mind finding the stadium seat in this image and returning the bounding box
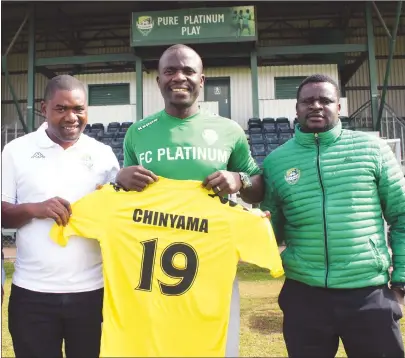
[279,132,292,144]
[111,138,124,149]
[112,147,123,158]
[116,131,126,139]
[276,117,291,133]
[119,126,129,134]
[267,143,279,152]
[103,131,115,140]
[248,117,261,127]
[101,132,115,145]
[248,118,262,134]
[262,118,276,133]
[264,133,278,144]
[86,131,99,140]
[91,123,105,138]
[118,159,124,168]
[254,155,266,167]
[84,124,92,134]
[250,133,264,144]
[251,143,266,156]
[91,123,104,131]
[249,125,262,134]
[121,122,132,129]
[102,137,113,146]
[107,122,121,133]
[118,153,124,161]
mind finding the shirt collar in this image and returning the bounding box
[36,122,87,150]
[294,120,342,147]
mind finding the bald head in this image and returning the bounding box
[158,44,203,73]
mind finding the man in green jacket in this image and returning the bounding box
[261,74,405,357]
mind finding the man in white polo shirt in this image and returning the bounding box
[1,75,119,358]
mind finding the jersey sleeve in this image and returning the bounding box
[227,124,261,176]
[231,208,284,278]
[49,190,106,247]
[123,125,139,167]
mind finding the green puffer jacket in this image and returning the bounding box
[261,121,405,289]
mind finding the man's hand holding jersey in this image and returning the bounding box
[115,166,159,192]
[202,170,243,197]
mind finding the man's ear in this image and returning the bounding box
[41,100,47,116]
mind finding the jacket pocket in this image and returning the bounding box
[368,237,390,273]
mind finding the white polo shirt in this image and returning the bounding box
[1,124,120,293]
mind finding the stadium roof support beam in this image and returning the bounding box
[27,4,36,133]
[250,49,259,119]
[135,55,143,121]
[36,53,137,66]
[341,52,368,86]
[372,1,393,39]
[365,2,379,131]
[257,44,367,57]
[2,9,32,133]
[377,0,403,131]
[3,10,30,57]
[1,57,29,134]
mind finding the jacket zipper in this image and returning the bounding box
[315,133,329,287]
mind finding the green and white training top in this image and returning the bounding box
[123,110,260,181]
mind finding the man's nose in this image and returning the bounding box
[172,70,187,81]
[309,100,322,110]
[65,110,79,121]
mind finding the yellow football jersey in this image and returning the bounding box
[50,177,283,357]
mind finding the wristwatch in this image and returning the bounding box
[239,172,252,190]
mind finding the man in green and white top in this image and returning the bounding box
[116,44,264,357]
[123,109,259,182]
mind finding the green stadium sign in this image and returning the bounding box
[131,6,257,47]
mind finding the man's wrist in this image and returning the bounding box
[238,172,252,191]
[24,203,38,220]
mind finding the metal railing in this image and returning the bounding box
[350,100,405,167]
[1,109,46,149]
[350,99,374,130]
[380,106,405,167]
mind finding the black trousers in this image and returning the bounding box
[8,284,103,358]
[278,278,404,358]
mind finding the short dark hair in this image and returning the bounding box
[44,75,87,101]
[296,74,340,101]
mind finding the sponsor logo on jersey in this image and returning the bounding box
[137,118,159,131]
[201,129,219,146]
[138,146,230,165]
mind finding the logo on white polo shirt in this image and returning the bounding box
[31,152,45,159]
[81,153,94,169]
